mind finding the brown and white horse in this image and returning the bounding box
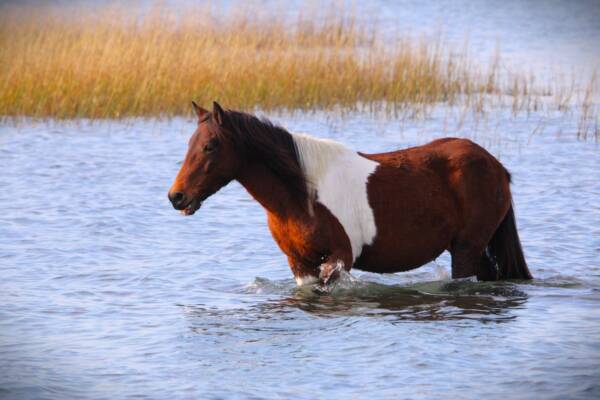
[168,102,532,286]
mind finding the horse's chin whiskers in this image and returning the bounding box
[179,199,202,216]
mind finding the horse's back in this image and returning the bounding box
[367,137,509,196]
[367,137,495,167]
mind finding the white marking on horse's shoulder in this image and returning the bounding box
[295,275,318,286]
[292,133,379,262]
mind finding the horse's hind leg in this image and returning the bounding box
[477,250,500,281]
[450,242,498,281]
[450,243,479,279]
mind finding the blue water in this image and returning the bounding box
[161,0,600,76]
[2,1,600,399]
[1,109,599,399]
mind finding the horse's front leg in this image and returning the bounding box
[318,250,353,286]
[287,246,352,288]
[318,259,345,285]
[288,256,319,286]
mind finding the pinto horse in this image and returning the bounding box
[168,102,532,286]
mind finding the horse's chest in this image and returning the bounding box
[267,215,324,266]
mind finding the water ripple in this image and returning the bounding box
[1,110,600,399]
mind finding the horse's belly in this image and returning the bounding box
[355,228,451,273]
[357,168,458,273]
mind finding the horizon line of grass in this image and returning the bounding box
[0,2,597,139]
[0,3,504,118]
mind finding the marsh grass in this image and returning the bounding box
[0,2,597,139]
[0,3,509,117]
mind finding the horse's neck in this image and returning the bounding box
[236,161,306,220]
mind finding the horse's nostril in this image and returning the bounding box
[168,191,186,208]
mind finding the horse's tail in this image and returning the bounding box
[488,203,533,280]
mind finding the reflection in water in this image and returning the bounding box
[181,278,529,335]
[283,281,528,322]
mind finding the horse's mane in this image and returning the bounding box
[220,109,308,202]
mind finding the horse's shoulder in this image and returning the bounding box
[266,208,338,267]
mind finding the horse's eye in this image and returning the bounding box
[203,142,218,153]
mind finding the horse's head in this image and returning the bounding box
[168,101,241,215]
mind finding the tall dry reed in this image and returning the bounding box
[0,2,597,140]
[0,3,496,119]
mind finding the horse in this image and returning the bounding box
[168,102,532,286]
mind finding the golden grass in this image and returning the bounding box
[0,2,502,119]
[0,1,597,140]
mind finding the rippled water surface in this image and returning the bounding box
[2,1,600,397]
[1,109,599,399]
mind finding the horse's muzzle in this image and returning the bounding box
[168,191,187,209]
[168,191,202,215]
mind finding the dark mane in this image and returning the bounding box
[219,109,308,202]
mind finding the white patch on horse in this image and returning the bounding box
[295,275,318,286]
[292,133,379,262]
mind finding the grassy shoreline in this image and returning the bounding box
[0,2,597,139]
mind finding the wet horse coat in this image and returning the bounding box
[169,103,532,285]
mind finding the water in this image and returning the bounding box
[2,1,600,399]
[166,0,600,75]
[1,109,599,399]
[361,0,600,77]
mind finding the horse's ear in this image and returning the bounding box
[191,101,209,120]
[213,101,226,125]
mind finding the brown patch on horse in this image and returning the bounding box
[357,138,529,280]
